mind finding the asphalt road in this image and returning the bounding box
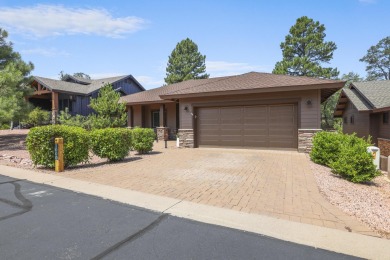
[0,174,358,260]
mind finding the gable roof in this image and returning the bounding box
[335,80,390,116]
[33,75,145,95]
[121,72,344,105]
[353,81,390,110]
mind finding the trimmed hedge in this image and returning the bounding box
[90,128,132,161]
[131,127,155,154]
[310,131,380,183]
[26,125,89,168]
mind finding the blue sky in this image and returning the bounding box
[0,0,388,89]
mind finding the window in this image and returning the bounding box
[383,112,389,124]
[343,117,348,124]
[350,115,354,124]
[151,111,160,128]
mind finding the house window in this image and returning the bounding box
[151,111,160,128]
[383,112,389,124]
[350,115,354,124]
[59,99,73,112]
[343,117,348,124]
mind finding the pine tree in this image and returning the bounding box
[165,38,209,84]
[273,16,339,79]
[360,36,390,80]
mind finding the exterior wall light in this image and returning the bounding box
[306,99,312,106]
[184,106,189,112]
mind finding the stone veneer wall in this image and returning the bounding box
[298,129,322,153]
[156,127,169,141]
[178,129,194,148]
[378,138,390,157]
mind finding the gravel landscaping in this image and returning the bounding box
[308,155,390,239]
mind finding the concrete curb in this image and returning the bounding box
[1,165,389,259]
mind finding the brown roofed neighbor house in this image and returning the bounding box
[334,80,390,161]
[122,72,344,153]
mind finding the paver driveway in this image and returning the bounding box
[59,141,376,236]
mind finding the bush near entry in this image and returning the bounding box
[310,131,345,166]
[26,125,89,168]
[310,131,380,183]
[90,128,132,161]
[131,127,156,154]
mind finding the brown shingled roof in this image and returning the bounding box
[161,72,344,99]
[121,72,344,105]
[120,76,230,104]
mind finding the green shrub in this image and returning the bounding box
[329,134,380,183]
[58,108,92,130]
[0,123,10,130]
[27,107,50,126]
[26,125,89,168]
[90,128,132,161]
[310,131,345,166]
[131,128,155,154]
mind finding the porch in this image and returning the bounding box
[126,101,179,140]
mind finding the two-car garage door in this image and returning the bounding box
[197,104,297,149]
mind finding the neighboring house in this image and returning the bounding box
[28,75,145,121]
[121,72,344,152]
[334,80,390,157]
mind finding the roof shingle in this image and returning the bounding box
[121,72,344,104]
[34,75,142,95]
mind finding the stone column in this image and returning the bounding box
[156,127,169,141]
[298,129,322,153]
[178,129,194,148]
[51,92,59,124]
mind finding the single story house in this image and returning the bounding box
[121,72,344,152]
[334,80,390,158]
[28,74,145,122]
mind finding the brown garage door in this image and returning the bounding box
[197,104,297,148]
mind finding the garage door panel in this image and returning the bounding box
[197,104,297,149]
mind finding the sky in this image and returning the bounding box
[0,0,388,89]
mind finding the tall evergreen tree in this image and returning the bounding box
[273,16,339,79]
[360,36,390,80]
[0,28,34,127]
[165,38,209,85]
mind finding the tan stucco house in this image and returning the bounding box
[334,80,390,157]
[121,72,344,152]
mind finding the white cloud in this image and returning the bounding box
[20,48,70,57]
[136,76,164,89]
[206,61,270,77]
[0,4,147,38]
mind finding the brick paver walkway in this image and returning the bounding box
[60,141,376,236]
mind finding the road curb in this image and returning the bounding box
[1,165,389,259]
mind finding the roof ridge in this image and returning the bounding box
[163,74,240,96]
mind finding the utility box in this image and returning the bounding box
[367,146,380,170]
